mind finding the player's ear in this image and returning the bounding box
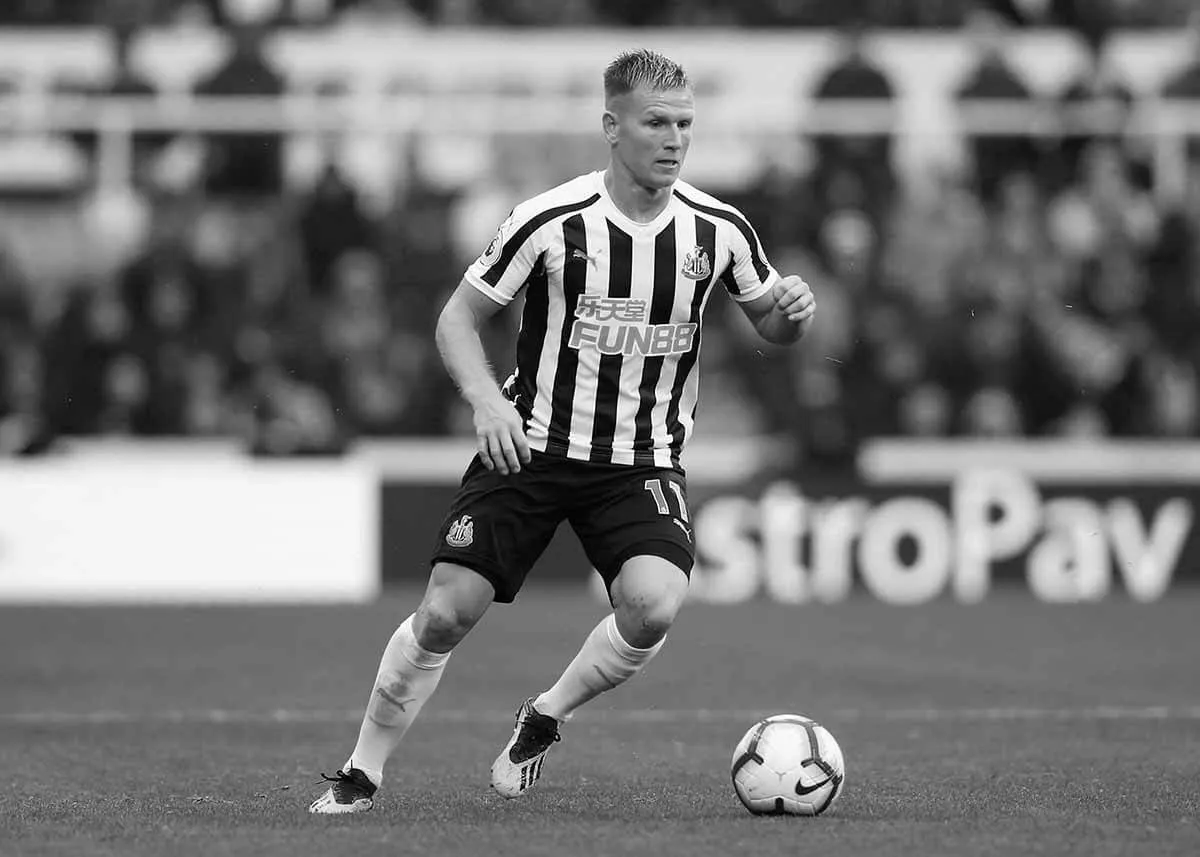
[602,107,619,145]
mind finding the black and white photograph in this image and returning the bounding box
[1,1,1198,855]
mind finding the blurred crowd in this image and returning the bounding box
[0,164,464,456]
[2,4,1200,463]
[0,0,1195,30]
[723,12,1200,468]
[734,138,1200,469]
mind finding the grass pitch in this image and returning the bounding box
[2,586,1198,856]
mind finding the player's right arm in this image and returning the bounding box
[436,279,531,475]
[436,205,544,475]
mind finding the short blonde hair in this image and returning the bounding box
[603,49,691,100]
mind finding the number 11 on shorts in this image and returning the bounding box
[644,478,688,522]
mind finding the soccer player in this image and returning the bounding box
[309,48,815,814]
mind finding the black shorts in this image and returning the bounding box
[430,450,694,603]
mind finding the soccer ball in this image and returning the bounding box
[730,713,845,816]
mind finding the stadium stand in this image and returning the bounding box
[1,0,1198,461]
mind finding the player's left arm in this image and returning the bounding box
[737,275,815,345]
[718,212,814,345]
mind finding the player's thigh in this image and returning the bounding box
[569,467,695,605]
[429,453,565,604]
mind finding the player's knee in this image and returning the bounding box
[616,596,681,646]
[415,598,480,649]
[612,569,687,647]
[413,564,494,650]
[415,591,487,650]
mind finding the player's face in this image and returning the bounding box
[609,86,694,189]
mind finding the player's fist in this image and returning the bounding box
[771,274,815,324]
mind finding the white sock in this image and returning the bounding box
[533,614,664,723]
[345,614,449,787]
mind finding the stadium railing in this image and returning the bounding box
[0,25,1197,197]
[1,94,1198,200]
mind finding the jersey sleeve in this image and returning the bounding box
[463,208,543,305]
[720,211,779,303]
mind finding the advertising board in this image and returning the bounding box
[0,450,377,603]
[682,470,1195,605]
[379,440,1199,604]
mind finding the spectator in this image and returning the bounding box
[1047,140,1159,290]
[0,339,50,454]
[194,22,285,195]
[1144,158,1200,369]
[1161,11,1200,158]
[246,359,344,455]
[298,163,375,296]
[179,351,242,435]
[954,6,1041,204]
[944,302,1033,435]
[129,260,205,434]
[44,285,136,435]
[1051,36,1143,194]
[1140,347,1200,436]
[842,294,937,442]
[883,169,989,321]
[320,249,391,366]
[893,0,964,27]
[330,0,426,29]
[1045,0,1121,41]
[106,27,155,96]
[96,351,157,435]
[0,251,49,454]
[0,0,91,25]
[0,248,33,340]
[808,19,898,212]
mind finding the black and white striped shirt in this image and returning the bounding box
[464,170,778,469]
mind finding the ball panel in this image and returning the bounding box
[779,794,817,816]
[755,723,812,774]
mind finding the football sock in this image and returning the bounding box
[345,614,449,787]
[533,613,664,723]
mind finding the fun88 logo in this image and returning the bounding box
[568,296,697,357]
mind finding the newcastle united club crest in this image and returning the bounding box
[681,245,711,280]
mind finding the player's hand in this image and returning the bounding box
[472,396,531,475]
[772,275,815,324]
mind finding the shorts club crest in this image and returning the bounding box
[445,515,474,548]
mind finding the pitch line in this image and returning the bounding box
[2,706,1199,726]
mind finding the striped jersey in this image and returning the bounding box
[463,170,779,469]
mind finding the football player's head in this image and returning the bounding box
[603,50,694,191]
